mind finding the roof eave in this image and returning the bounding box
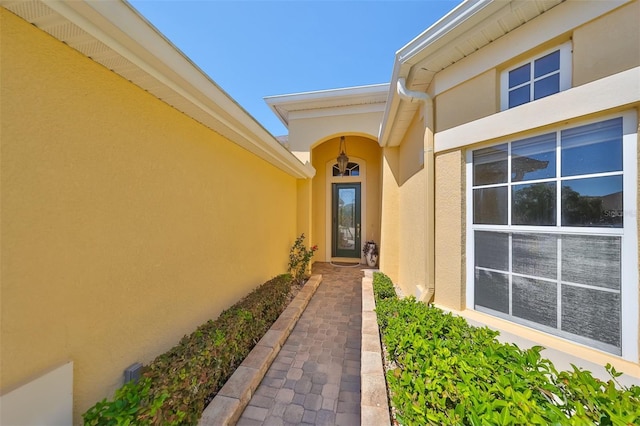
[265,84,390,130]
[378,0,502,147]
[5,0,314,179]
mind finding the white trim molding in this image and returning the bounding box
[437,67,640,153]
[466,110,638,361]
[324,157,367,263]
[499,41,572,111]
[265,84,389,128]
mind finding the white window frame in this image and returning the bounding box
[465,110,638,361]
[500,41,572,111]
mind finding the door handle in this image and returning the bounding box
[356,223,360,239]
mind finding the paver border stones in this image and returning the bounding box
[360,269,391,426]
[199,274,323,426]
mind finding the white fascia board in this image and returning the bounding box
[435,67,640,153]
[264,84,389,127]
[265,84,390,104]
[289,103,386,122]
[433,0,632,97]
[377,61,409,147]
[395,0,500,66]
[44,0,313,179]
[379,0,503,147]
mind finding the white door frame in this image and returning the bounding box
[325,157,366,263]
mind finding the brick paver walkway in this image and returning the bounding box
[237,262,364,426]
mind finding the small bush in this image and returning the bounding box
[372,272,640,425]
[287,234,318,285]
[372,271,396,301]
[84,274,293,425]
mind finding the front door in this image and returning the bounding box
[332,183,361,258]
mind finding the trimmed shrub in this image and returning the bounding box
[372,272,640,425]
[84,274,293,425]
[372,271,396,301]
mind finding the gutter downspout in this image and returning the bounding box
[396,78,435,304]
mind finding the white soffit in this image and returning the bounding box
[380,0,566,147]
[1,0,314,178]
[265,84,389,127]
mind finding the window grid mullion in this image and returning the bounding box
[507,143,513,316]
[557,236,563,332]
[471,113,630,358]
[529,62,535,102]
[556,130,563,331]
[533,70,560,84]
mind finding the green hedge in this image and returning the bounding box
[84,274,293,425]
[372,272,640,425]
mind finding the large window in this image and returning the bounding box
[468,114,637,359]
[500,42,572,110]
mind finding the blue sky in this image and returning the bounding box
[129,0,461,136]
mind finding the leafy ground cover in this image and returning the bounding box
[372,272,640,425]
[84,273,298,425]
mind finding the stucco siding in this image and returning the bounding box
[1,9,298,421]
[573,0,640,87]
[380,113,428,296]
[380,148,401,284]
[435,69,498,132]
[434,149,466,310]
[289,112,383,154]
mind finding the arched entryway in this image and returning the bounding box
[311,135,382,264]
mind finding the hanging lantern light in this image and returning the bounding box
[337,136,349,176]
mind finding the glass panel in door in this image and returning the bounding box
[332,183,361,258]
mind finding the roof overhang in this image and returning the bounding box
[265,84,389,128]
[1,0,315,178]
[379,0,566,147]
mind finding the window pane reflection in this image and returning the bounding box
[561,235,621,289]
[512,182,556,226]
[561,118,623,176]
[534,74,559,100]
[513,276,557,328]
[511,133,556,181]
[474,187,508,224]
[332,162,360,177]
[509,85,530,108]
[562,285,620,347]
[475,231,509,271]
[512,233,557,279]
[473,144,508,186]
[534,50,560,78]
[509,63,530,87]
[475,269,509,314]
[561,176,623,227]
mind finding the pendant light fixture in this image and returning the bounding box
[337,136,349,176]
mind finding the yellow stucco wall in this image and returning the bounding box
[573,0,640,87]
[297,178,313,246]
[1,9,298,421]
[397,114,427,295]
[379,112,429,297]
[310,136,381,262]
[433,149,466,310]
[379,148,400,283]
[435,70,497,133]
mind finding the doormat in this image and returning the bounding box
[330,262,361,267]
